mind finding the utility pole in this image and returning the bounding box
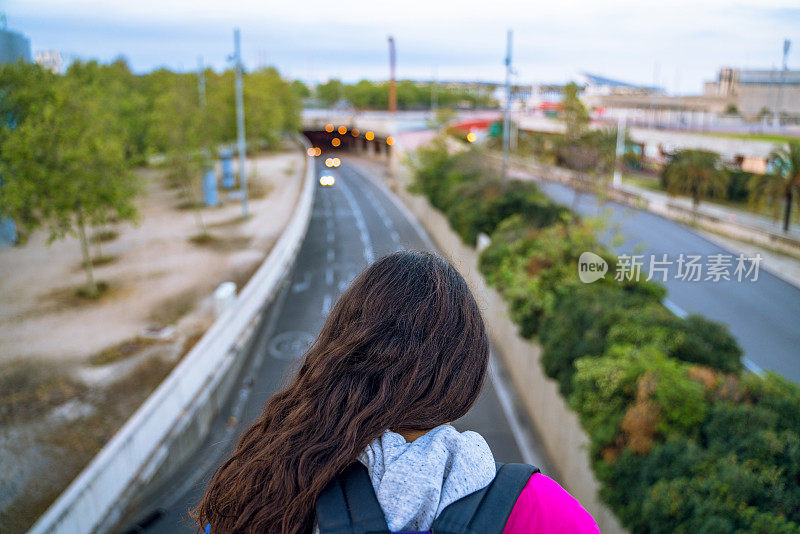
[388,36,397,115]
[233,28,248,218]
[431,67,438,111]
[502,29,512,182]
[612,115,627,188]
[773,39,791,129]
[197,56,206,109]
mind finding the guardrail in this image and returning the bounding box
[30,136,317,534]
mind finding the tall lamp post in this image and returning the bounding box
[773,39,791,129]
[612,115,627,188]
[232,28,248,218]
[502,29,513,182]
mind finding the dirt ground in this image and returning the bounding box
[0,147,304,532]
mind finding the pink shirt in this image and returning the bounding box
[502,474,601,533]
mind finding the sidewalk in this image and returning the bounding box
[507,157,800,291]
[619,180,800,243]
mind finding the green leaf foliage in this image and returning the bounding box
[408,140,800,533]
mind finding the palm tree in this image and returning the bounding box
[749,142,800,233]
[661,149,728,212]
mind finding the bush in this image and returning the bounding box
[408,140,800,533]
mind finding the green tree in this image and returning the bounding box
[749,141,800,232]
[316,79,345,106]
[291,79,311,99]
[661,149,728,211]
[0,62,57,149]
[148,78,209,234]
[0,79,139,297]
[561,82,589,142]
[245,67,301,148]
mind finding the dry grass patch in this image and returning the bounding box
[0,359,85,426]
[42,281,112,310]
[3,356,175,534]
[89,229,118,244]
[247,177,274,200]
[148,287,200,326]
[87,337,162,366]
[189,232,251,253]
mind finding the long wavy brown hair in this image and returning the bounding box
[193,251,489,533]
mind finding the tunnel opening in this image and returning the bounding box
[302,125,393,160]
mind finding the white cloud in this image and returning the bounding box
[6,0,800,93]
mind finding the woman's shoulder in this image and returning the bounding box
[502,473,601,533]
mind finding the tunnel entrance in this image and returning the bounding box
[303,124,393,159]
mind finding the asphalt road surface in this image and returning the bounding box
[121,157,549,533]
[537,180,800,382]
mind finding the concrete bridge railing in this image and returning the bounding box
[29,137,317,534]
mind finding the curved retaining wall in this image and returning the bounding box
[30,137,317,534]
[389,161,626,534]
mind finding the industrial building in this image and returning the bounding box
[581,67,800,127]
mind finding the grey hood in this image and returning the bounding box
[357,425,496,531]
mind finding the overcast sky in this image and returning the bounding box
[5,0,800,94]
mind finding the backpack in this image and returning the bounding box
[315,462,539,534]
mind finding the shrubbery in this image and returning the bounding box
[409,139,800,533]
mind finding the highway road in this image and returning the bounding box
[535,179,800,382]
[120,157,550,533]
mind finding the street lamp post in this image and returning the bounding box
[612,115,626,188]
[232,28,248,218]
[773,39,791,129]
[502,29,513,183]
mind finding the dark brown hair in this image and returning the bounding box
[194,251,489,533]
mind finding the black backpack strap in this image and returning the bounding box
[316,463,390,534]
[432,462,539,534]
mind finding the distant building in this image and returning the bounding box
[0,27,32,65]
[580,67,800,127]
[704,68,800,121]
[580,72,664,97]
[36,50,63,73]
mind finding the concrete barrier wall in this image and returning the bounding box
[30,137,317,534]
[391,169,626,534]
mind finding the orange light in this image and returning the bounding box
[314,147,322,156]
[466,132,477,143]
[325,123,334,133]
[352,128,359,137]
[325,158,334,167]
[338,125,347,135]
[365,131,375,141]
[332,158,341,167]
[307,147,315,156]
[331,138,341,147]
[386,136,395,146]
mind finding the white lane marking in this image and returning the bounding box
[363,182,395,230]
[743,358,765,375]
[325,267,333,286]
[292,272,311,293]
[663,297,763,376]
[488,355,538,466]
[322,294,332,315]
[390,230,400,243]
[346,163,437,252]
[337,175,376,264]
[327,231,334,244]
[327,248,334,262]
[663,298,687,318]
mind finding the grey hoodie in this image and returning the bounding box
[356,425,497,531]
